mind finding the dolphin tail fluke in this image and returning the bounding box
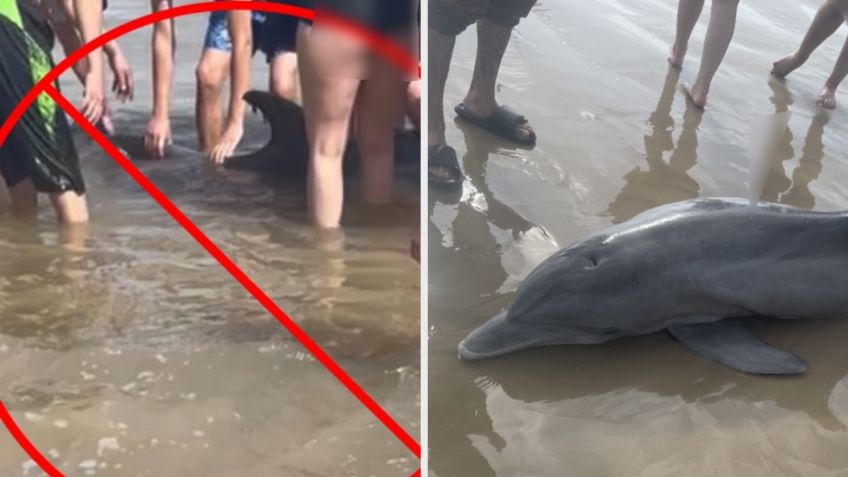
[668,320,807,375]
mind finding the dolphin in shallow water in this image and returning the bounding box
[459,198,848,375]
[111,90,419,182]
[228,91,420,182]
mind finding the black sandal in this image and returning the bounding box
[428,144,462,189]
[455,103,536,145]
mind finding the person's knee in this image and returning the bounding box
[270,74,297,100]
[51,191,89,224]
[313,132,349,160]
[406,81,421,107]
[309,108,352,159]
[195,56,227,94]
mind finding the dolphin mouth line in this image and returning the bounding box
[457,312,613,361]
[457,339,534,361]
[458,329,573,360]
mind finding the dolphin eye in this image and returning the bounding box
[586,256,599,268]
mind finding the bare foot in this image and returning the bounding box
[683,83,707,109]
[817,85,837,109]
[668,44,686,68]
[771,53,805,78]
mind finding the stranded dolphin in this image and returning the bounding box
[111,90,419,182]
[458,198,848,375]
[226,90,420,182]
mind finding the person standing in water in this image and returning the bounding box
[196,0,300,163]
[296,0,417,228]
[772,0,848,110]
[668,0,742,109]
[0,0,101,223]
[428,0,538,189]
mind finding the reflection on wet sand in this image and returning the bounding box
[607,66,702,223]
[430,124,552,477]
[430,0,848,475]
[764,79,828,208]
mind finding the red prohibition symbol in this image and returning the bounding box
[0,2,421,476]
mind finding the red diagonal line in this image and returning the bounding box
[409,469,421,477]
[39,84,420,459]
[0,402,64,477]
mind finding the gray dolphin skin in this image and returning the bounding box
[226,91,420,181]
[113,90,419,182]
[458,198,848,375]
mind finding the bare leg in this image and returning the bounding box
[406,79,421,130]
[356,56,405,204]
[460,20,534,140]
[194,49,230,154]
[269,51,299,101]
[7,179,37,220]
[428,29,455,146]
[49,191,88,224]
[818,35,848,108]
[298,23,361,228]
[669,0,706,67]
[410,232,420,263]
[684,0,741,108]
[772,1,843,77]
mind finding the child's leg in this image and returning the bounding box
[1,0,88,224]
[269,51,299,101]
[406,80,421,129]
[7,179,38,220]
[356,56,405,204]
[49,190,88,223]
[772,1,843,77]
[195,12,232,154]
[684,0,741,108]
[195,48,231,154]
[297,22,362,228]
[670,0,706,67]
[261,13,299,101]
[818,35,848,109]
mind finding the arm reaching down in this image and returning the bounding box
[72,0,105,123]
[209,1,252,164]
[145,0,174,158]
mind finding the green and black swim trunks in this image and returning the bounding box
[0,0,85,194]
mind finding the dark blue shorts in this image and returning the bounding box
[203,9,299,63]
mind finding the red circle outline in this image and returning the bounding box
[0,2,421,476]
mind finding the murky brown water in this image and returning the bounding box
[0,3,419,476]
[429,0,848,475]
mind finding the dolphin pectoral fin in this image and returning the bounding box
[668,320,808,375]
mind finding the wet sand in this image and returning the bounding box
[0,3,419,476]
[429,0,848,476]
